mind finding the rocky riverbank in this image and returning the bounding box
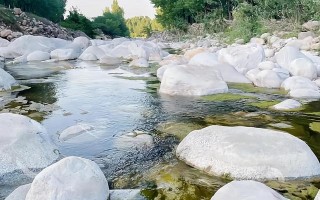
[1,19,320,199]
[0,7,86,42]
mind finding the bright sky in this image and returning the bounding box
[66,0,156,19]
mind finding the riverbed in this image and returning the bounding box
[1,60,320,199]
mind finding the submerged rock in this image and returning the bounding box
[115,131,154,150]
[109,190,143,200]
[176,125,320,180]
[25,157,109,200]
[59,123,94,142]
[211,181,288,200]
[0,113,58,184]
[159,65,228,96]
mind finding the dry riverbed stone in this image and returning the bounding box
[176,125,320,180]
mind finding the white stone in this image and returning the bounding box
[275,46,310,70]
[264,48,275,58]
[176,125,320,180]
[0,113,58,178]
[157,65,171,81]
[159,65,228,96]
[99,55,122,65]
[298,31,315,40]
[258,61,276,70]
[27,51,50,62]
[5,184,31,200]
[289,89,320,99]
[115,132,153,150]
[25,157,109,200]
[0,30,12,38]
[288,58,317,80]
[218,44,265,74]
[0,68,17,90]
[250,37,265,45]
[50,48,80,61]
[59,124,94,142]
[272,99,302,110]
[261,33,271,40]
[211,181,288,200]
[211,63,251,83]
[314,78,320,87]
[184,47,206,60]
[73,37,90,50]
[253,70,283,88]
[272,68,290,80]
[281,76,319,91]
[188,52,219,67]
[0,36,70,58]
[315,191,320,200]
[129,58,149,68]
[0,38,10,47]
[79,46,105,61]
[302,21,320,31]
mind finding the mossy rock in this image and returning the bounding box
[249,100,281,109]
[266,181,319,200]
[156,122,204,140]
[310,122,320,133]
[228,83,287,95]
[201,93,256,102]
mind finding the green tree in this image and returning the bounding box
[126,16,163,38]
[60,8,95,38]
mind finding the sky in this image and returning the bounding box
[66,0,156,19]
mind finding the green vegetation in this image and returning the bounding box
[201,93,255,102]
[249,100,281,109]
[126,16,164,38]
[0,0,66,22]
[61,0,129,38]
[228,83,287,95]
[310,122,320,133]
[151,0,320,41]
[60,8,95,38]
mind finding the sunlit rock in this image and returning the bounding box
[159,65,228,96]
[272,99,302,110]
[79,46,105,61]
[26,51,50,62]
[0,113,58,183]
[176,125,320,180]
[211,181,288,200]
[25,157,109,200]
[188,52,219,67]
[289,58,317,80]
[50,48,80,61]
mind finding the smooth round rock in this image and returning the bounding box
[5,184,31,200]
[176,125,320,180]
[272,99,302,110]
[211,181,288,200]
[25,156,109,200]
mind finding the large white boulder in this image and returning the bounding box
[159,65,228,96]
[5,184,31,200]
[275,46,310,70]
[188,52,219,67]
[73,37,91,50]
[26,51,50,62]
[288,58,317,80]
[218,44,265,74]
[281,76,319,91]
[129,58,149,68]
[0,113,58,179]
[50,48,80,61]
[0,68,17,90]
[0,36,70,58]
[99,55,122,66]
[315,191,320,200]
[253,70,283,88]
[211,181,288,200]
[258,61,276,70]
[272,99,302,110]
[184,47,206,60]
[25,157,109,200]
[211,63,251,83]
[79,46,105,61]
[176,125,320,180]
[289,89,320,99]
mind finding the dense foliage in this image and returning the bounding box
[60,8,95,38]
[0,0,66,22]
[126,16,163,38]
[151,0,320,30]
[93,0,129,37]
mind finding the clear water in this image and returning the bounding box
[1,61,320,199]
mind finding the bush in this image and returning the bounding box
[60,9,95,38]
[226,3,263,43]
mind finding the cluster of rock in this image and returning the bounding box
[0,8,86,42]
